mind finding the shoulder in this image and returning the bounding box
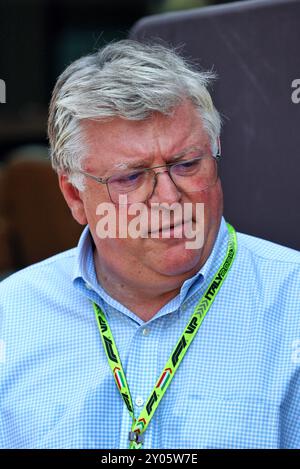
[237,231,300,265]
[0,248,77,303]
[234,230,300,308]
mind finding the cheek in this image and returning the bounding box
[88,198,147,251]
[84,201,99,229]
[188,180,223,220]
[83,186,110,229]
[211,179,223,216]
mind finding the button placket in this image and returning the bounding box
[135,396,144,407]
[142,327,150,336]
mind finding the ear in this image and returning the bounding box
[58,174,88,225]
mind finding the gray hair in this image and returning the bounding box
[48,39,221,190]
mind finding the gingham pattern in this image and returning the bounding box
[0,218,300,449]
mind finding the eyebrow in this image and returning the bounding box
[112,146,204,171]
[113,160,150,171]
[167,146,205,162]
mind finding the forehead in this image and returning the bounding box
[81,100,210,170]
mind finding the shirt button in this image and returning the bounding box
[142,328,150,336]
[135,397,144,407]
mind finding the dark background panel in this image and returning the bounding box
[131,0,300,249]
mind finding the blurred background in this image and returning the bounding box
[0,0,246,279]
[0,0,241,162]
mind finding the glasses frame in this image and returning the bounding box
[77,152,221,204]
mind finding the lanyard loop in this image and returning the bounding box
[93,223,237,449]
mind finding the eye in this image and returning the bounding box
[179,160,198,168]
[110,170,145,188]
[172,158,201,175]
[127,172,143,182]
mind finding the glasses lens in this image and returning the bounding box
[106,156,218,204]
[170,156,217,192]
[107,170,154,204]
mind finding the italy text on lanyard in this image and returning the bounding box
[93,223,237,449]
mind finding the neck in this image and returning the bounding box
[93,252,190,321]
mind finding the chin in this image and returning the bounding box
[154,242,203,277]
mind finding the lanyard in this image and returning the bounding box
[93,223,237,449]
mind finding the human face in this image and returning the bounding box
[61,100,223,291]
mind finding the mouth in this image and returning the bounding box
[148,219,194,238]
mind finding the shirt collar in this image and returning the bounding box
[72,224,93,285]
[72,217,229,319]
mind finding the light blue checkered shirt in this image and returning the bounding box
[1,217,300,449]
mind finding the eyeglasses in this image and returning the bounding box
[78,152,220,204]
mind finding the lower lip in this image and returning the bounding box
[150,221,193,239]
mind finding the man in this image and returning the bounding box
[0,40,300,449]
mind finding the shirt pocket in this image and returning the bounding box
[165,397,279,449]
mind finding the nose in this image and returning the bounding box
[148,169,182,205]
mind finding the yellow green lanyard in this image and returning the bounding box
[93,223,237,449]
